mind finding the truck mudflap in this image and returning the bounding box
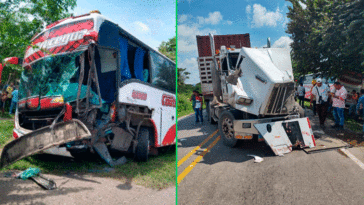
[0,119,91,169]
[254,117,316,156]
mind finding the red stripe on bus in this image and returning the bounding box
[162,124,176,146]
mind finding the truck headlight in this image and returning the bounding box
[237,97,253,105]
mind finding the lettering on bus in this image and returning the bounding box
[162,94,176,107]
[25,29,88,59]
[132,90,147,101]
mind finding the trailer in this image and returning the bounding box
[0,10,176,168]
[196,34,316,156]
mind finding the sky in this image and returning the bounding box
[71,0,176,50]
[178,0,297,84]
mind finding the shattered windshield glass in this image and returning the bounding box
[19,51,101,107]
[228,53,239,70]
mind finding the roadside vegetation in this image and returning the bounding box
[0,122,175,189]
[0,120,13,148]
[177,68,206,118]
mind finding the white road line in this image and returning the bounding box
[339,148,364,170]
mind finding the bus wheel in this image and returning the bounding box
[218,111,238,147]
[135,127,150,162]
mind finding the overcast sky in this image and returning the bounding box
[72,0,176,50]
[178,0,295,84]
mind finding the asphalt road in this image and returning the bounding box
[177,110,364,205]
[0,173,175,205]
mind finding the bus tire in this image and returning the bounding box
[218,110,238,148]
[135,127,150,162]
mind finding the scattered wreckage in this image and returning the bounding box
[0,11,176,169]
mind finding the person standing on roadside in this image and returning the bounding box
[356,89,364,133]
[0,91,8,114]
[310,79,317,115]
[9,86,18,115]
[348,90,358,117]
[331,82,347,130]
[297,83,305,108]
[193,90,203,124]
[310,78,330,128]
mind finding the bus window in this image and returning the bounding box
[149,52,176,92]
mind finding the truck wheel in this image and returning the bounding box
[135,127,150,162]
[218,111,238,147]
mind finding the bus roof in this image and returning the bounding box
[27,12,175,65]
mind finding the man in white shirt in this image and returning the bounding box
[297,83,306,108]
[331,82,347,130]
[310,78,330,128]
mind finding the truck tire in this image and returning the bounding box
[218,110,238,147]
[135,127,150,162]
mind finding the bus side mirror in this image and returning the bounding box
[3,57,22,65]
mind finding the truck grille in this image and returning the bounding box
[265,83,294,115]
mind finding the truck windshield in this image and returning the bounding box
[19,51,83,103]
[228,53,239,70]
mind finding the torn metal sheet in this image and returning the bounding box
[93,142,127,167]
[0,119,91,169]
[110,127,133,152]
[254,117,315,156]
[31,174,57,190]
[303,137,349,154]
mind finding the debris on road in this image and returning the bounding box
[15,167,57,190]
[16,167,40,180]
[247,155,264,163]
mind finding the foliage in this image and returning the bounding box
[0,120,13,148]
[158,36,176,62]
[0,0,77,84]
[177,67,191,91]
[177,83,203,118]
[286,0,364,78]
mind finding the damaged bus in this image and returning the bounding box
[0,11,176,168]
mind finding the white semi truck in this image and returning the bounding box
[197,34,316,156]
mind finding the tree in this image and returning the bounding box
[0,0,77,85]
[158,36,176,62]
[286,0,364,78]
[177,67,191,93]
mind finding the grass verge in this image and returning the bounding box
[0,123,175,189]
[0,120,13,149]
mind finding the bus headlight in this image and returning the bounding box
[51,96,64,104]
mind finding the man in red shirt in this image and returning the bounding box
[331,82,347,130]
[193,90,203,124]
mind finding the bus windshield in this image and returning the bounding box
[228,53,239,70]
[19,51,84,103]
